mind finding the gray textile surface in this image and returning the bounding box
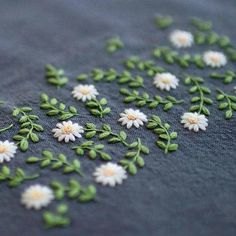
[0,0,236,236]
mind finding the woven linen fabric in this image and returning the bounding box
[0,0,236,236]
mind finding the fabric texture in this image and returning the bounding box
[0,0,235,236]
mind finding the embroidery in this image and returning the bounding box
[216,89,236,119]
[106,37,124,53]
[43,204,71,228]
[155,15,173,29]
[0,165,39,187]
[45,64,68,88]
[209,71,236,84]
[93,163,127,187]
[72,84,99,102]
[40,93,78,121]
[120,88,183,111]
[50,179,96,202]
[184,75,212,116]
[26,150,83,176]
[12,107,44,152]
[147,115,178,153]
[0,140,17,163]
[86,97,111,118]
[0,124,14,134]
[203,51,227,68]
[72,141,112,161]
[21,184,54,210]
[169,30,194,48]
[153,72,179,91]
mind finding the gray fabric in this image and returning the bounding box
[0,0,236,236]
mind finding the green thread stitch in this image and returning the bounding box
[216,89,236,119]
[147,115,178,153]
[120,88,183,111]
[77,68,144,88]
[0,124,14,134]
[26,150,83,176]
[40,93,78,121]
[12,107,44,151]
[86,98,111,118]
[123,56,165,76]
[45,64,68,88]
[210,71,236,84]
[155,15,173,29]
[43,204,71,228]
[184,75,213,115]
[50,179,96,202]
[0,165,39,187]
[72,141,112,161]
[106,37,124,53]
[84,123,149,175]
[191,18,212,31]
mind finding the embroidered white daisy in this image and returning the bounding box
[203,51,227,68]
[169,30,194,48]
[93,163,127,187]
[181,112,208,132]
[52,120,84,143]
[153,72,179,91]
[118,108,147,129]
[21,184,54,210]
[72,84,99,102]
[0,140,17,163]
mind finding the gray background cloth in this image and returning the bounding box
[0,0,235,236]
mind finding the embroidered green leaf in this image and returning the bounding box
[123,56,165,76]
[50,179,96,202]
[106,37,124,53]
[155,15,173,29]
[225,48,236,61]
[119,138,149,175]
[26,151,83,176]
[184,75,212,116]
[72,141,111,161]
[43,204,71,228]
[40,93,78,120]
[45,64,68,88]
[12,107,44,152]
[216,89,236,119]
[86,98,111,118]
[0,166,39,187]
[210,71,236,84]
[147,115,178,153]
[191,18,212,31]
[120,88,183,111]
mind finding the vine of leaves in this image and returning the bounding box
[86,98,111,118]
[12,107,44,151]
[184,75,213,115]
[147,115,178,153]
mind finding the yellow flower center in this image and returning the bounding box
[161,77,171,84]
[127,114,137,120]
[102,168,116,177]
[187,117,198,124]
[30,191,45,201]
[0,145,7,153]
[80,87,90,95]
[210,55,220,63]
[62,125,73,134]
[178,35,188,44]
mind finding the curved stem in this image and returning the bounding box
[0,124,13,133]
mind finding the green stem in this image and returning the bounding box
[24,174,40,180]
[0,124,14,133]
[194,80,204,114]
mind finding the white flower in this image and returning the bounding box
[153,72,179,91]
[72,84,99,102]
[118,108,147,129]
[203,51,227,68]
[0,140,17,163]
[181,112,208,132]
[52,120,84,142]
[21,184,54,210]
[93,163,127,187]
[170,30,193,48]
